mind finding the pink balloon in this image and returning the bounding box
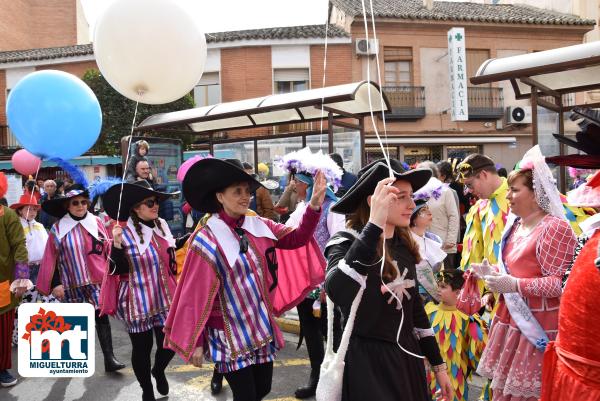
[12,149,42,176]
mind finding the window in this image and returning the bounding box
[273,69,310,133]
[403,146,443,166]
[384,47,413,86]
[466,49,490,87]
[273,69,309,94]
[2,89,19,148]
[193,72,221,107]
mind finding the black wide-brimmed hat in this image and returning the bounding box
[553,130,600,155]
[331,159,431,214]
[182,158,263,213]
[103,180,178,221]
[41,183,88,218]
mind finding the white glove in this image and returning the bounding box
[484,273,518,294]
[470,258,497,279]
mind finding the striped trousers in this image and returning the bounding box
[0,309,16,370]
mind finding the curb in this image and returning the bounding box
[275,317,300,335]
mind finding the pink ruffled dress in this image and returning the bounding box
[477,215,577,401]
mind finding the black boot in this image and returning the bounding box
[211,369,223,395]
[151,367,169,396]
[142,390,156,401]
[96,321,126,372]
[294,368,319,399]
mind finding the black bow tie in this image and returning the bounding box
[234,227,249,253]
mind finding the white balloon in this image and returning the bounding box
[93,0,207,105]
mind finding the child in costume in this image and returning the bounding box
[164,158,327,401]
[9,194,58,346]
[125,140,153,182]
[37,161,125,373]
[410,197,446,303]
[426,269,487,401]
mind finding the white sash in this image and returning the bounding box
[497,213,549,351]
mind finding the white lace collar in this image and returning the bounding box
[57,213,99,240]
[127,217,175,254]
[206,214,277,267]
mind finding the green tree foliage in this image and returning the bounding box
[83,69,195,155]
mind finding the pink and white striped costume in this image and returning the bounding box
[38,213,109,308]
[114,218,177,333]
[164,208,326,373]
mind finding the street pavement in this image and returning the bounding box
[3,317,484,401]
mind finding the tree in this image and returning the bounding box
[82,69,196,155]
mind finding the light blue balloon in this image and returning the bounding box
[6,70,102,160]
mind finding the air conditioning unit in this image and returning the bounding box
[355,39,379,56]
[507,106,532,124]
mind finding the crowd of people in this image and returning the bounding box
[0,143,599,401]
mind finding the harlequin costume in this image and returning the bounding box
[324,159,450,401]
[276,147,346,398]
[164,158,325,401]
[100,179,183,401]
[540,170,600,401]
[459,177,509,271]
[37,179,125,373]
[0,172,30,387]
[426,296,487,401]
[476,146,578,401]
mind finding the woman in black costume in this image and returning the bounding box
[324,159,453,401]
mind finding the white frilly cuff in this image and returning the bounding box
[10,279,34,292]
[413,327,435,339]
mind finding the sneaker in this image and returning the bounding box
[0,370,18,387]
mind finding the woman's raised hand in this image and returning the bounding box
[309,170,327,210]
[112,225,123,249]
[368,177,398,229]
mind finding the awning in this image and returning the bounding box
[365,136,517,145]
[135,81,390,133]
[471,41,600,99]
[0,155,122,171]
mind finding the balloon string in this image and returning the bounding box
[368,0,390,157]
[319,16,329,150]
[360,0,421,361]
[26,161,42,205]
[359,0,392,178]
[115,99,140,222]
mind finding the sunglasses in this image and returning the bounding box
[234,227,249,253]
[140,198,159,208]
[70,199,89,207]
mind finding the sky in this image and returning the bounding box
[81,0,329,38]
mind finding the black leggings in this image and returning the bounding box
[128,326,175,394]
[223,362,273,401]
[297,298,342,371]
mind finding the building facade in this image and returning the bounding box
[0,0,595,180]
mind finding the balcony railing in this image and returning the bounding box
[0,125,20,150]
[467,87,504,120]
[382,86,426,120]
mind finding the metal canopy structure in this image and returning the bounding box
[470,41,600,191]
[135,81,390,166]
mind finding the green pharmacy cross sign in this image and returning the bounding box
[447,27,469,121]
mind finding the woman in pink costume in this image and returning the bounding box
[164,158,327,401]
[474,146,578,401]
